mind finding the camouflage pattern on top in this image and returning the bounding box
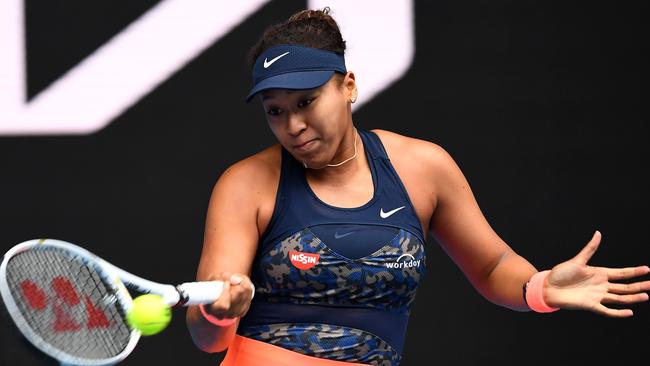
[253,228,425,313]
[239,323,399,366]
[239,227,426,364]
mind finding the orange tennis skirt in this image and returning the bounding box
[220,335,370,366]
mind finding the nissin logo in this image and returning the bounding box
[385,253,421,269]
[289,251,320,270]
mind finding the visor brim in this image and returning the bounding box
[245,70,335,102]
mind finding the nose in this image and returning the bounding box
[286,112,307,136]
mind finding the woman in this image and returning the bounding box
[186,8,650,366]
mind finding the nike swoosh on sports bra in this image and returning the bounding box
[238,130,427,366]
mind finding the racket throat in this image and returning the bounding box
[174,285,190,306]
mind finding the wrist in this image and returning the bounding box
[525,270,560,313]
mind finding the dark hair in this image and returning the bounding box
[248,7,346,68]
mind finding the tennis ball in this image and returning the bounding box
[126,294,172,336]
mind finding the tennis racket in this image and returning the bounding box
[0,238,228,366]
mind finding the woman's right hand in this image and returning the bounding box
[203,272,255,320]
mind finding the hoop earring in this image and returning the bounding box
[349,97,357,104]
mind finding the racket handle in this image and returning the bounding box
[176,281,224,306]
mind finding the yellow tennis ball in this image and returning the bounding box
[126,294,172,336]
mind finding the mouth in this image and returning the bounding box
[293,139,317,151]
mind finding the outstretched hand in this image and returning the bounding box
[543,231,650,317]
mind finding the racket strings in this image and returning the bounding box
[5,248,132,361]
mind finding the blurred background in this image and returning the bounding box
[1,1,648,365]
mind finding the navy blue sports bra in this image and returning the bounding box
[238,130,427,366]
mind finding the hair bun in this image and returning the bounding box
[248,8,346,68]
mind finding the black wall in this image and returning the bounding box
[1,1,648,365]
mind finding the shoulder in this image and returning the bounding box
[369,129,462,226]
[220,144,281,181]
[212,144,282,200]
[370,129,456,174]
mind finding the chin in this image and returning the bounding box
[292,148,326,166]
[297,154,324,168]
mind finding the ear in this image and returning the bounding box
[342,72,358,103]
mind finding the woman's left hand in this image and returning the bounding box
[543,231,650,317]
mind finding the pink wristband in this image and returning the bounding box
[198,304,238,327]
[525,270,560,313]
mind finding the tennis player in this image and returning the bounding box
[186,8,650,366]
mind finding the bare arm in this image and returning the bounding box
[426,144,650,315]
[426,144,537,311]
[186,157,270,352]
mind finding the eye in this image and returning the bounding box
[297,97,316,108]
[266,107,282,116]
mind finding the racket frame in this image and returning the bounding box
[0,239,143,365]
[1,238,227,365]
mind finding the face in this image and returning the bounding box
[260,73,357,167]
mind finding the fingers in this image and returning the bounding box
[226,274,254,318]
[593,275,649,316]
[593,303,634,318]
[571,231,601,265]
[606,265,650,280]
[609,280,650,294]
[206,272,254,319]
[601,292,649,305]
[208,274,232,318]
[230,274,243,285]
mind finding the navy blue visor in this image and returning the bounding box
[246,44,347,102]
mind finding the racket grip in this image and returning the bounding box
[176,281,224,306]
